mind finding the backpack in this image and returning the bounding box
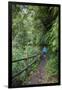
[42,47,47,54]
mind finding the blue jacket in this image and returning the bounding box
[42,47,47,53]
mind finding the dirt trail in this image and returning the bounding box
[25,59,47,85]
[12,59,47,87]
[12,58,58,87]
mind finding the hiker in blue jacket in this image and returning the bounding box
[42,46,48,60]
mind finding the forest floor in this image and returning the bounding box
[12,58,58,87]
[24,58,58,85]
[12,59,47,88]
[24,59,47,85]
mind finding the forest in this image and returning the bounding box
[11,3,59,87]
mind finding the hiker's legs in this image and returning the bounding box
[43,52,46,61]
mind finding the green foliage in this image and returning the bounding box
[12,4,59,84]
[45,57,58,79]
[44,10,59,82]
